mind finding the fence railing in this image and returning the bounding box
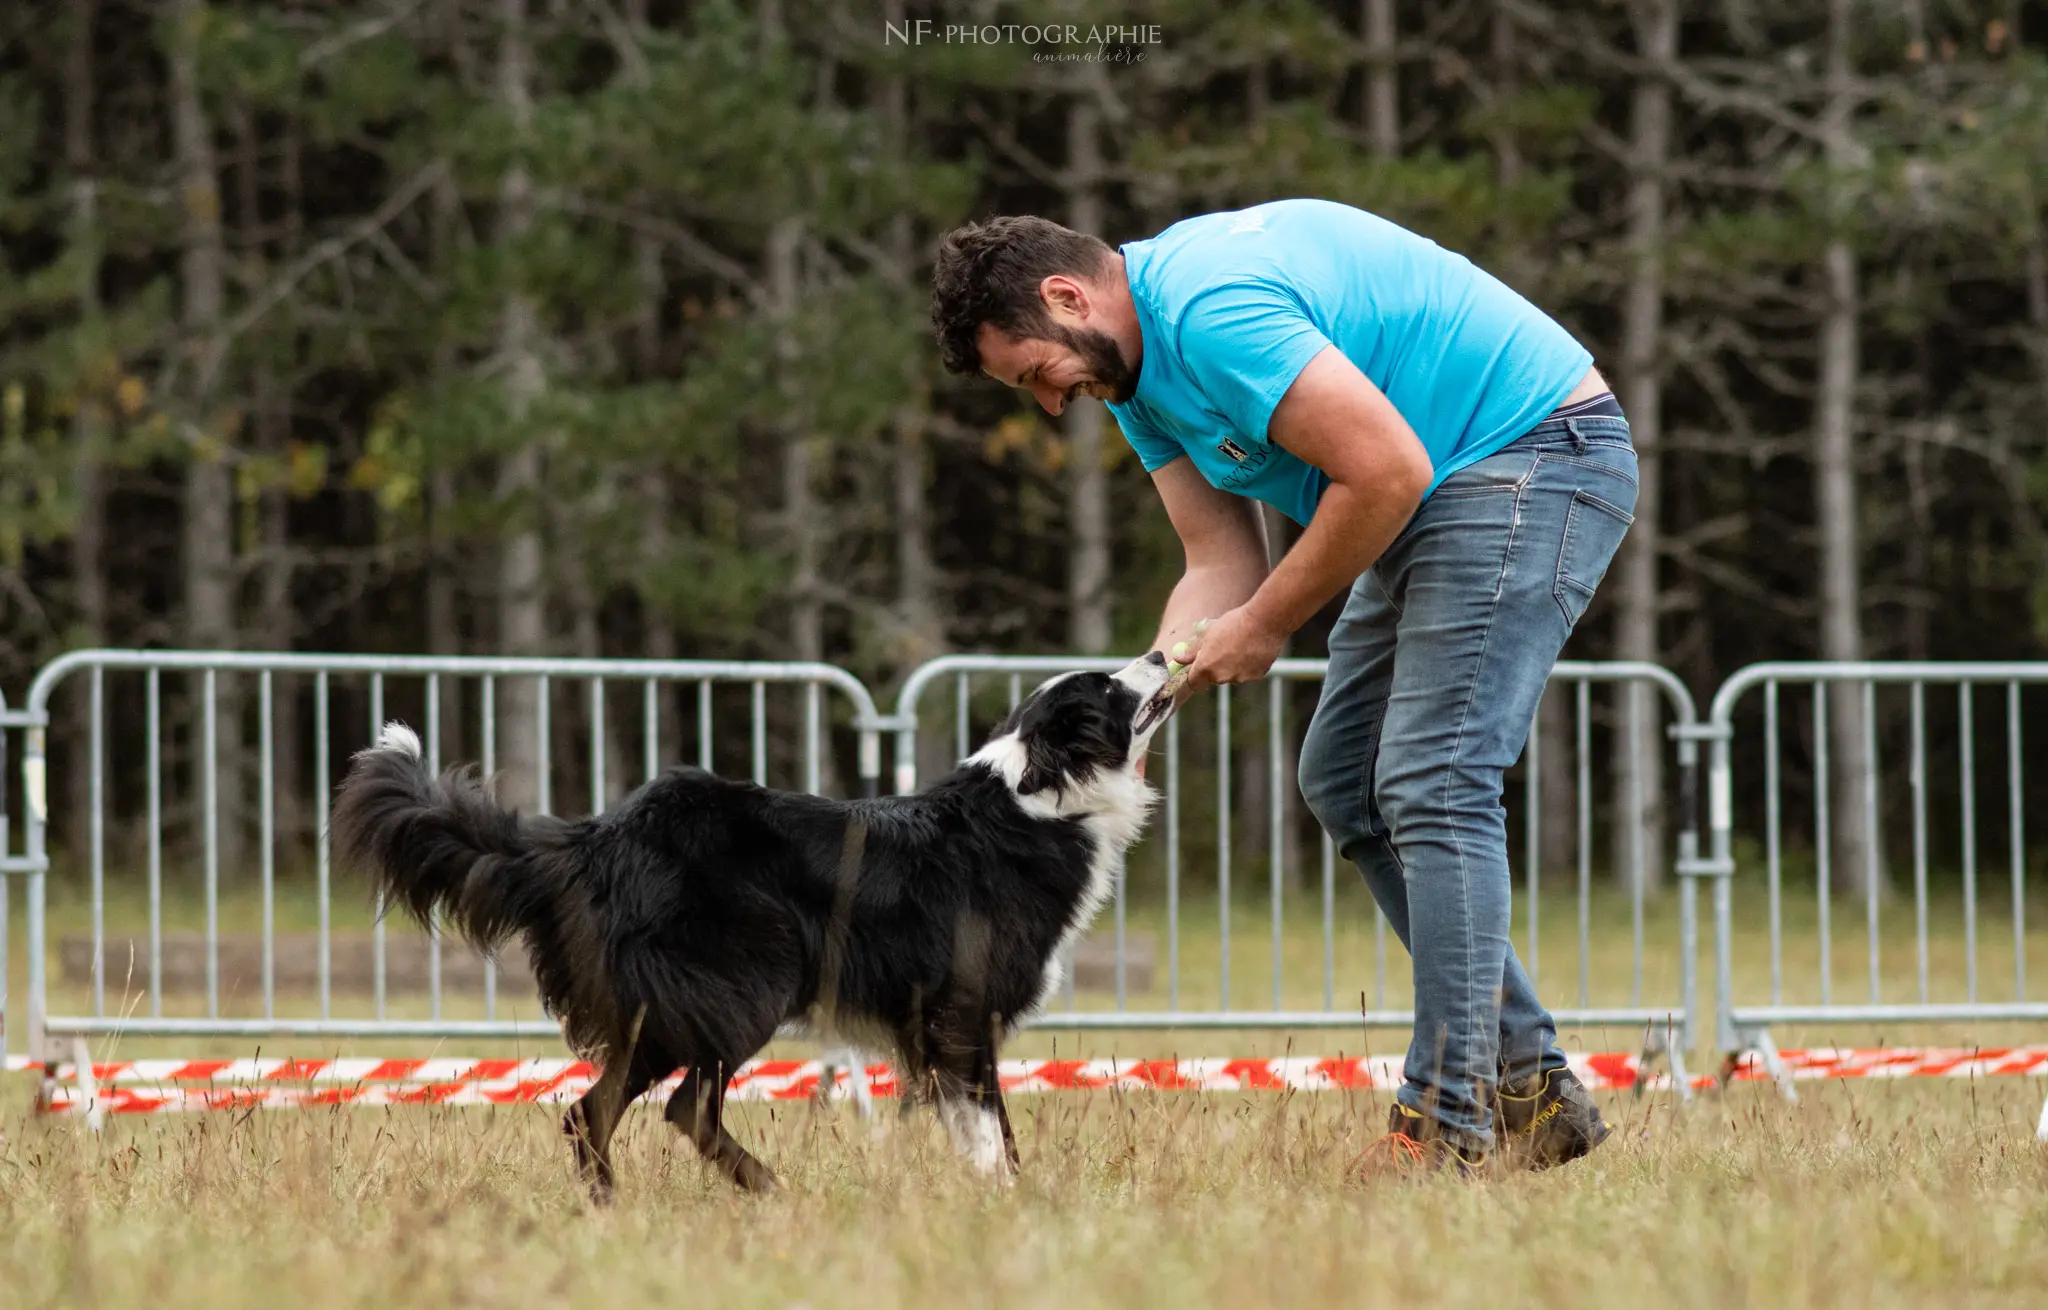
[11,647,2045,1104]
[1701,662,2048,1089]
[3,650,883,1057]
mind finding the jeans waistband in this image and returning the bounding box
[1510,392,1632,449]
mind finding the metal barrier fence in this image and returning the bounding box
[3,650,883,1059]
[891,655,1702,1087]
[34,647,2044,1102]
[1702,663,2048,1089]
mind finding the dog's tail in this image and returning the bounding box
[330,722,612,1044]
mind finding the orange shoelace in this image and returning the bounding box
[1347,1129,1427,1180]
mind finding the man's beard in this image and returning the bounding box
[1055,324,1140,404]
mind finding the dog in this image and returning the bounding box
[329,652,1178,1200]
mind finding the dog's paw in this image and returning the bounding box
[735,1159,781,1195]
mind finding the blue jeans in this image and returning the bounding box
[1297,410,1638,1149]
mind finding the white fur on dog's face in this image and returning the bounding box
[1115,654,1176,754]
[966,655,1176,816]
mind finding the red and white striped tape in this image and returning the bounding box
[7,1047,2048,1116]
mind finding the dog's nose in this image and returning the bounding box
[1144,650,1167,667]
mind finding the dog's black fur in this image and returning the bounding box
[328,657,1173,1199]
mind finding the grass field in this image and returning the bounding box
[2,1075,2045,1308]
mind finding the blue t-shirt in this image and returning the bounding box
[1106,199,1594,525]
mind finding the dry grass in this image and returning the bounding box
[6,873,2048,1307]
[1,1074,2045,1309]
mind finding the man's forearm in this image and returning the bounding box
[1151,561,1267,654]
[1241,480,1419,637]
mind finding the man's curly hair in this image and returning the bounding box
[931,217,1116,375]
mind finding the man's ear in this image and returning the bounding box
[1039,273,1089,321]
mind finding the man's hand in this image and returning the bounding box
[1180,605,1287,690]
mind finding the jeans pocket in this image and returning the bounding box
[1554,489,1635,628]
[1431,449,1540,498]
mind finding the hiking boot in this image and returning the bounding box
[1350,1101,1488,1180]
[1494,1066,1610,1170]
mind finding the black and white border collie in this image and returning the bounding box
[329,653,1178,1200]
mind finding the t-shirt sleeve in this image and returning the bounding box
[1173,281,1333,447]
[1108,404,1185,472]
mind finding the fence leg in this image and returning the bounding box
[1752,1028,1796,1101]
[815,1046,875,1119]
[1721,1025,1797,1102]
[71,1036,103,1131]
[1636,1019,1695,1102]
[1665,1040,1693,1100]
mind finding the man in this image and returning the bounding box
[930,198,1633,1172]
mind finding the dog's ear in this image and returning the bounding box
[1016,767,1057,796]
[1016,755,1061,796]
[1016,731,1068,796]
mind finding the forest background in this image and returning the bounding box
[4,0,2046,896]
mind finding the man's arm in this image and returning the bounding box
[1182,346,1434,688]
[1146,456,1272,656]
[1242,346,1432,633]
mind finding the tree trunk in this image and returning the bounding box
[1363,0,1398,159]
[276,119,309,838]
[64,0,108,859]
[2028,234,2048,432]
[1612,0,1675,893]
[626,152,683,780]
[1489,8,1521,188]
[426,170,465,766]
[1902,432,1930,661]
[882,0,944,671]
[878,0,948,789]
[896,391,951,787]
[768,217,823,669]
[233,106,304,846]
[891,386,943,673]
[758,0,839,794]
[170,0,244,874]
[891,395,943,644]
[1065,89,1111,653]
[1817,0,1877,897]
[494,0,548,812]
[755,0,822,674]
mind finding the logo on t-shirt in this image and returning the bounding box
[1218,437,1250,462]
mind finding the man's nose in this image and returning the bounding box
[1033,385,1064,416]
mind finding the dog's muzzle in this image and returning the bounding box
[1119,652,1182,737]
